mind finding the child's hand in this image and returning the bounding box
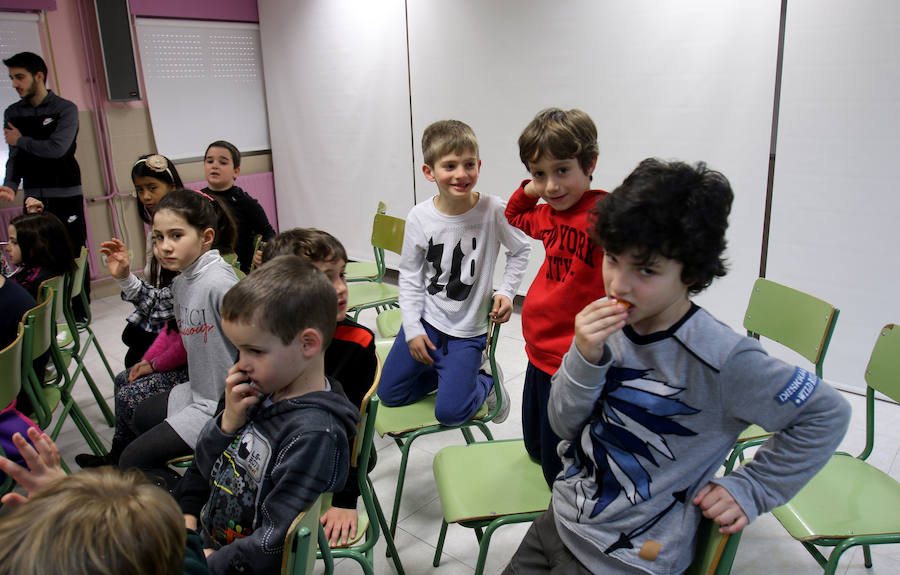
[252,248,263,269]
[693,483,749,534]
[0,428,66,507]
[100,238,131,279]
[489,294,513,324]
[24,197,43,213]
[320,506,359,548]
[523,180,541,198]
[128,360,154,382]
[221,364,260,434]
[574,298,628,364]
[408,335,436,365]
[0,186,14,202]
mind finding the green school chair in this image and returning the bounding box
[345,205,404,321]
[21,285,107,466]
[55,246,115,426]
[281,493,324,575]
[724,278,839,473]
[345,202,387,283]
[432,439,742,575]
[375,322,506,540]
[315,369,406,575]
[0,323,26,498]
[375,307,402,340]
[684,517,743,575]
[771,323,900,575]
[432,439,551,575]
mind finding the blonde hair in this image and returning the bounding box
[518,108,599,173]
[422,119,479,167]
[0,468,185,575]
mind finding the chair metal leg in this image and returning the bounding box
[433,520,449,567]
[368,477,405,575]
[389,437,413,537]
[317,523,335,575]
[84,327,117,383]
[863,544,872,568]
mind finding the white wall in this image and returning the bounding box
[766,0,900,390]
[259,0,900,390]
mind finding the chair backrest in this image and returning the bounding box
[68,246,89,300]
[281,493,324,575]
[684,517,742,575]
[743,278,839,377]
[37,275,64,327]
[0,324,24,408]
[865,324,900,403]
[371,213,405,256]
[352,354,382,468]
[22,288,54,361]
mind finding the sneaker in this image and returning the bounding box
[481,353,510,424]
[74,452,116,468]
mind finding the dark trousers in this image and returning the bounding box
[522,362,564,486]
[503,505,594,575]
[118,390,191,490]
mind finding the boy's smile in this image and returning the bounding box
[527,155,596,212]
[603,250,692,335]
[423,149,481,212]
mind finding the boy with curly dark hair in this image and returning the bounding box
[504,158,850,574]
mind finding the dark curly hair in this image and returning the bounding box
[590,158,733,294]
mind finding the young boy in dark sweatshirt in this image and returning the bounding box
[195,256,358,574]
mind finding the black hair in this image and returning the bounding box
[590,158,733,294]
[131,154,184,224]
[261,228,348,266]
[9,212,76,275]
[205,140,241,169]
[3,52,47,79]
[154,189,237,255]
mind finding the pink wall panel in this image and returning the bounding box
[184,171,278,233]
[129,0,258,23]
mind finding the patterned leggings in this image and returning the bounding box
[113,366,189,449]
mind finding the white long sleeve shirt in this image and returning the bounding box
[399,194,531,341]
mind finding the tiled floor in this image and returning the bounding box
[52,294,900,574]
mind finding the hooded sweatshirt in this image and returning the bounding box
[196,377,359,575]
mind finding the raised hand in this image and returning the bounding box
[99,238,131,279]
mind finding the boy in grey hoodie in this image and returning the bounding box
[504,159,851,575]
[196,256,358,574]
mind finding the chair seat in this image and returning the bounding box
[772,453,900,541]
[30,386,61,422]
[433,440,551,524]
[376,308,402,339]
[346,282,399,311]
[345,261,379,282]
[375,394,488,436]
[737,424,770,442]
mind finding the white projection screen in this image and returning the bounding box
[766,0,900,392]
[260,0,781,332]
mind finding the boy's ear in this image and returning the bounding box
[34,70,45,86]
[233,165,241,179]
[201,227,215,249]
[584,155,598,177]
[298,327,323,357]
[422,164,436,183]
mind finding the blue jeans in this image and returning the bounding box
[378,320,491,426]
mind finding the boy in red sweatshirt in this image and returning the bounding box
[505,108,607,486]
